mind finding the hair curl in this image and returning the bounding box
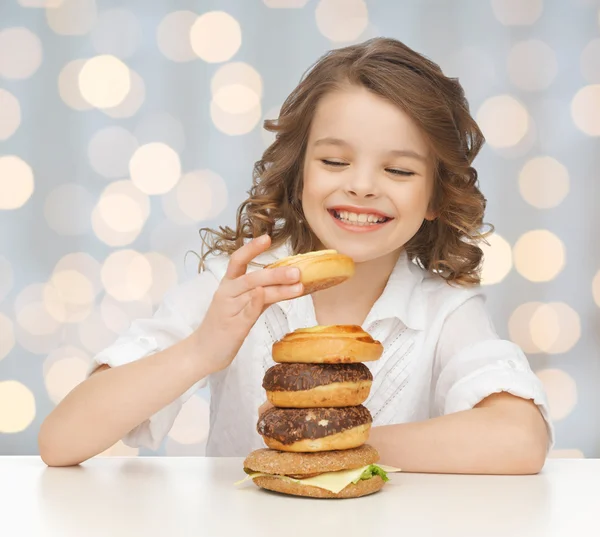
[199,37,493,285]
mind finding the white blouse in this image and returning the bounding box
[89,243,554,456]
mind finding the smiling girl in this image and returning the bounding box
[39,37,552,472]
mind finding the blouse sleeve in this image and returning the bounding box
[87,270,220,451]
[432,294,555,450]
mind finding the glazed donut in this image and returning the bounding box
[265,250,354,295]
[272,325,383,364]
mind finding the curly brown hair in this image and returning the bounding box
[199,37,492,285]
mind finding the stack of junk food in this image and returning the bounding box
[236,250,401,499]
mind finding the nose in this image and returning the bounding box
[344,168,379,199]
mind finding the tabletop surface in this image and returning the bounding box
[1,456,598,537]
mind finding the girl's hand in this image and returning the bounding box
[197,235,303,373]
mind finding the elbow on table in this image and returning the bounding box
[38,422,85,468]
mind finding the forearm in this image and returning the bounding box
[38,331,216,467]
[369,396,549,475]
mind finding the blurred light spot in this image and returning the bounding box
[536,369,577,421]
[44,184,94,236]
[157,10,198,63]
[130,143,181,195]
[91,8,141,59]
[190,11,242,63]
[316,0,368,43]
[0,381,36,433]
[88,126,138,179]
[507,39,558,91]
[508,302,543,354]
[165,437,206,456]
[168,395,210,444]
[593,270,600,308]
[101,250,153,301]
[0,27,43,79]
[14,284,63,354]
[214,84,261,115]
[79,55,131,109]
[519,156,569,209]
[100,294,153,334]
[43,346,89,404]
[46,0,97,35]
[476,95,530,148]
[571,85,600,136]
[101,69,145,119]
[513,230,565,282]
[43,270,95,324]
[19,0,63,6]
[212,62,263,109]
[263,0,309,6]
[91,180,150,246]
[58,59,92,111]
[0,89,21,140]
[0,314,15,361]
[548,449,585,459]
[98,195,144,233]
[77,309,118,354]
[163,169,229,225]
[99,440,139,456]
[0,156,35,210]
[443,46,496,97]
[0,256,14,302]
[480,233,513,285]
[580,38,600,83]
[211,100,262,135]
[491,0,542,25]
[261,106,280,148]
[530,302,581,354]
[145,252,178,305]
[134,113,186,154]
[54,253,102,298]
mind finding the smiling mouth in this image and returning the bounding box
[328,209,393,226]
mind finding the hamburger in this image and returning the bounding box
[272,325,384,364]
[236,444,400,499]
[265,249,355,296]
[262,363,373,408]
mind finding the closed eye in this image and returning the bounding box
[321,159,348,168]
[387,169,415,177]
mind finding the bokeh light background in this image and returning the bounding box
[0,0,599,459]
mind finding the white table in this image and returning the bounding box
[1,457,598,537]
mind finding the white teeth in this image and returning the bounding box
[333,210,387,225]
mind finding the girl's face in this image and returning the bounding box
[301,85,436,263]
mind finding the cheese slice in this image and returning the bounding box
[235,464,401,494]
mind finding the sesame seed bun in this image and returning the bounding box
[244,444,379,476]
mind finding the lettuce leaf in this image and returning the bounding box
[352,464,390,484]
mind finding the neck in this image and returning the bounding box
[311,249,401,326]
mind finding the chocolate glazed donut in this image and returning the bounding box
[257,406,373,452]
[262,363,373,408]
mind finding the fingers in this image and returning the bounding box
[228,266,300,297]
[225,235,271,280]
[241,286,265,323]
[262,282,304,305]
[230,282,303,316]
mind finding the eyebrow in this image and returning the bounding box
[313,137,428,162]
